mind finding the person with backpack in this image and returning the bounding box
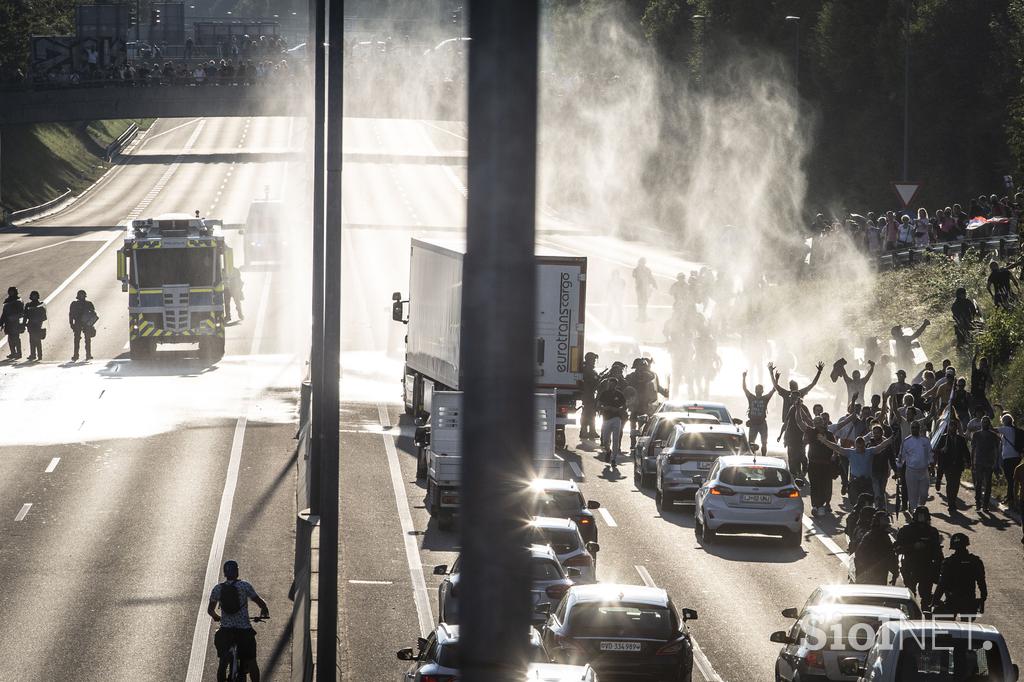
[207,559,270,682]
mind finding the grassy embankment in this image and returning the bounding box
[1,119,154,213]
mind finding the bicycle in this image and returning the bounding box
[220,615,268,682]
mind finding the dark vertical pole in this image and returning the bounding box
[903,0,911,181]
[460,1,538,681]
[308,0,326,517]
[316,0,342,678]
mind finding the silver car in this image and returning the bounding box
[655,423,750,511]
[528,516,600,583]
[435,544,577,625]
[693,454,805,546]
[655,400,739,426]
[632,412,719,489]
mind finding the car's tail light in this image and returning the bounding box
[546,583,570,599]
[441,493,459,505]
[709,485,735,496]
[656,640,684,655]
[803,650,825,672]
[421,676,456,682]
[775,487,801,499]
[577,517,592,526]
[558,404,571,415]
[563,554,592,568]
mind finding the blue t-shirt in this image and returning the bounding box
[845,447,879,479]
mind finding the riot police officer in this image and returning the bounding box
[894,506,944,611]
[933,533,988,618]
[624,357,666,448]
[579,352,600,442]
[853,511,899,585]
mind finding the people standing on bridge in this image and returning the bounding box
[742,371,775,451]
[23,291,47,362]
[970,416,1000,512]
[934,418,972,513]
[579,352,600,442]
[897,421,933,510]
[895,506,944,611]
[69,290,97,362]
[2,287,25,360]
[933,533,987,618]
[224,267,245,323]
[632,257,656,322]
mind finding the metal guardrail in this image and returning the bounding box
[105,122,139,161]
[9,188,73,223]
[877,235,1020,268]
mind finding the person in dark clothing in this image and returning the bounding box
[971,417,1001,512]
[969,354,993,417]
[986,260,1018,308]
[848,505,877,554]
[890,320,929,371]
[597,377,627,466]
[934,419,972,513]
[68,289,97,362]
[597,361,627,392]
[933,533,987,618]
[771,360,825,477]
[2,286,25,359]
[797,411,836,516]
[578,352,600,441]
[844,493,876,541]
[853,511,898,585]
[625,358,667,448]
[894,506,944,611]
[951,288,982,347]
[866,424,896,510]
[632,258,656,322]
[742,371,775,451]
[23,291,47,361]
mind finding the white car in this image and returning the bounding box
[528,516,600,583]
[656,400,739,426]
[693,454,804,546]
[839,620,1018,681]
[782,584,924,621]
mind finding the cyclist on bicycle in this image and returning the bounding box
[207,560,270,682]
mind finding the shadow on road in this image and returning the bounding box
[96,354,220,377]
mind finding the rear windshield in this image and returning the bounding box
[568,604,673,640]
[801,615,896,648]
[719,466,791,487]
[531,558,565,581]
[531,527,582,554]
[895,637,1005,680]
[531,490,584,516]
[672,432,746,453]
[836,596,923,619]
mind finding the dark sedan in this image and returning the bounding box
[541,584,697,682]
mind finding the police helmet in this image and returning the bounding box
[611,361,626,370]
[914,505,930,523]
[949,533,970,550]
[584,352,598,362]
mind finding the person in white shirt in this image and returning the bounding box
[899,422,933,509]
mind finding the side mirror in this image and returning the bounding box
[566,567,582,578]
[681,608,698,622]
[433,565,449,575]
[392,299,405,323]
[794,478,807,488]
[769,631,793,645]
[652,439,664,448]
[692,475,704,486]
[781,607,799,619]
[586,541,600,554]
[839,657,866,676]
[392,291,402,301]
[534,602,552,615]
[586,500,601,510]
[397,647,416,661]
[732,418,744,426]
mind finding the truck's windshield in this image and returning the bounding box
[133,248,217,287]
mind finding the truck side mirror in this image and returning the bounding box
[392,299,406,323]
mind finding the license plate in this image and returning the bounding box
[600,641,642,652]
[697,461,713,470]
[742,494,772,504]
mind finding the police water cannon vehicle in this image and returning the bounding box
[116,212,234,361]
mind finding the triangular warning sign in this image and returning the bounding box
[892,182,922,208]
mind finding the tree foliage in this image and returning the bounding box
[0,0,76,74]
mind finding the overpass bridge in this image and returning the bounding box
[0,83,461,125]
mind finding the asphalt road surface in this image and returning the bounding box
[3,113,1021,682]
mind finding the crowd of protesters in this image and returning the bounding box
[808,191,1024,264]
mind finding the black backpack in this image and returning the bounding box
[219,580,242,614]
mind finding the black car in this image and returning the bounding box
[541,584,697,681]
[398,623,550,680]
[527,479,601,544]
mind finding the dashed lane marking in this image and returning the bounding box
[634,565,723,682]
[348,579,394,586]
[598,507,618,527]
[44,458,60,473]
[378,403,435,637]
[126,121,205,221]
[14,503,32,522]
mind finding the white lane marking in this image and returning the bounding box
[634,565,723,682]
[598,507,618,527]
[44,458,60,473]
[127,121,205,221]
[184,272,272,682]
[634,565,655,587]
[14,503,32,521]
[348,579,394,585]
[377,403,435,637]
[420,120,467,141]
[0,236,83,262]
[136,117,202,147]
[569,462,584,479]
[803,514,851,567]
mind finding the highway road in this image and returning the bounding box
[2,112,1021,682]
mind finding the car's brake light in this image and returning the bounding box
[656,640,684,655]
[775,487,801,499]
[803,650,825,672]
[577,517,592,524]
[421,676,456,682]
[546,583,570,599]
[563,554,592,567]
[558,404,571,415]
[709,485,735,496]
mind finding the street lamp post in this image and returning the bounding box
[691,14,707,87]
[785,15,800,91]
[903,0,912,181]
